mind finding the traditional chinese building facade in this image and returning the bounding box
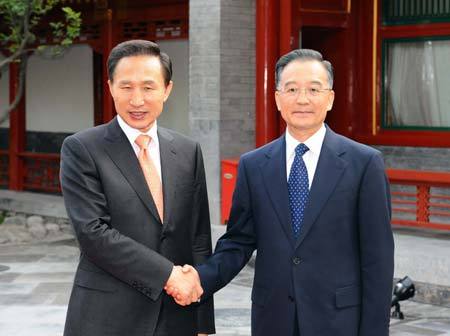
[1,0,449,229]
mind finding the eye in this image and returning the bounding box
[121,86,131,90]
[309,87,320,95]
[287,87,298,94]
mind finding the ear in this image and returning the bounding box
[274,91,281,111]
[107,79,114,98]
[327,90,335,111]
[163,80,174,102]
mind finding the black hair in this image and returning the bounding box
[107,39,172,86]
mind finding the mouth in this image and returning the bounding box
[292,110,313,115]
[129,111,148,119]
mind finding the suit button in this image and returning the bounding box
[292,257,301,265]
[288,295,295,302]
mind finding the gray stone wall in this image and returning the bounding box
[220,0,256,159]
[376,146,450,172]
[189,0,222,226]
[189,0,256,225]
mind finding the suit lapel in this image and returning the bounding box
[260,136,295,247]
[294,128,348,249]
[103,118,161,223]
[158,128,177,228]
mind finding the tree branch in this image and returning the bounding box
[0,0,33,70]
[0,0,32,125]
[0,54,28,126]
[0,36,30,70]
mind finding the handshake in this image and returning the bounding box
[164,265,203,306]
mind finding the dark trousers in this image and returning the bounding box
[154,295,196,336]
[293,309,300,336]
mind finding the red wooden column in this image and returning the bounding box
[8,62,26,190]
[102,8,115,123]
[255,0,280,147]
[279,0,295,55]
[278,0,296,134]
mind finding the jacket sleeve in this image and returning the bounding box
[60,135,173,301]
[196,156,257,299]
[190,143,215,334]
[358,151,395,336]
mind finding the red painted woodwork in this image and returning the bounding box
[1,1,190,194]
[8,62,25,191]
[359,1,450,148]
[255,0,280,147]
[20,153,61,193]
[0,150,8,187]
[267,0,450,148]
[279,0,294,55]
[380,22,450,38]
[220,164,450,231]
[298,12,350,28]
[297,0,350,27]
[221,158,239,225]
[102,9,115,123]
[387,169,450,231]
[299,0,349,12]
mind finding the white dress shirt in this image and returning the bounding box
[117,115,162,180]
[285,124,326,189]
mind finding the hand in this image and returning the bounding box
[164,265,203,306]
[198,334,208,336]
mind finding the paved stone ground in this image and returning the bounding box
[0,238,449,336]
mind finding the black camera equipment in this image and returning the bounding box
[391,276,415,319]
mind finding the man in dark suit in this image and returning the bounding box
[60,40,214,336]
[168,49,394,336]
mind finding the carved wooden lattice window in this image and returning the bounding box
[383,0,450,25]
[120,19,187,40]
[0,153,8,188]
[122,21,148,39]
[79,23,101,41]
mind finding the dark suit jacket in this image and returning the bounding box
[60,117,215,336]
[197,127,394,336]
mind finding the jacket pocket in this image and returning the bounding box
[74,268,117,293]
[251,284,269,307]
[335,284,361,308]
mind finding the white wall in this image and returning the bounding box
[2,41,187,134]
[0,54,10,128]
[26,44,94,132]
[157,40,189,136]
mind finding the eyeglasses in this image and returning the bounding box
[278,87,332,99]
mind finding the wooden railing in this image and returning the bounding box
[0,150,8,188]
[3,152,450,231]
[387,169,450,231]
[19,152,61,193]
[0,151,61,193]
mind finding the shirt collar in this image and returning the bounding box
[117,115,159,147]
[285,123,326,158]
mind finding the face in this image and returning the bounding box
[275,60,334,141]
[108,55,173,132]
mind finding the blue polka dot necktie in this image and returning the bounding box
[288,144,310,239]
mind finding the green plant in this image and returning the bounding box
[0,0,82,124]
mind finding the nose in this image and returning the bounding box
[295,88,310,104]
[130,89,144,106]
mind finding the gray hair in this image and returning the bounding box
[275,49,334,90]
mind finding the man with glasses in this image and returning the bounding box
[167,49,394,336]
